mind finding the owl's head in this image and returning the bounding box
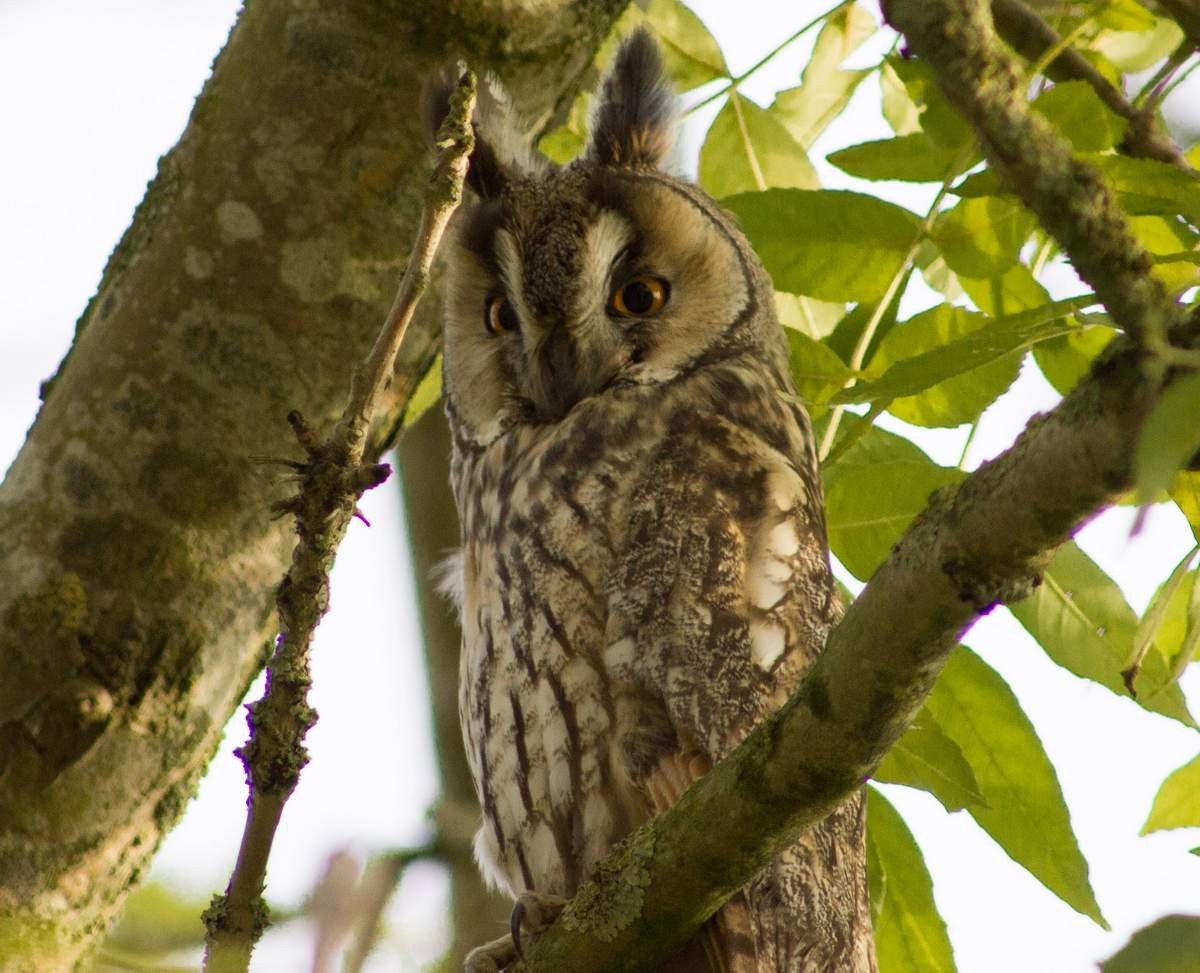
[431,30,783,446]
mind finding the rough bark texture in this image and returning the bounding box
[0,0,623,966]
[397,406,511,970]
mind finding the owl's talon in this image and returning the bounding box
[510,891,569,959]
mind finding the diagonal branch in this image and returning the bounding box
[1157,0,1200,50]
[201,74,477,973]
[508,1,1200,968]
[989,0,1191,170]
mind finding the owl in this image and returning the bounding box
[432,30,875,972]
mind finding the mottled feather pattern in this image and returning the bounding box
[437,27,875,973]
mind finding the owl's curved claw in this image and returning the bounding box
[510,890,568,960]
[463,891,568,971]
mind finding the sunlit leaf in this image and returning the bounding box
[927,646,1107,927]
[828,133,963,183]
[825,279,907,367]
[915,239,963,302]
[1033,325,1117,395]
[402,354,443,430]
[825,459,963,579]
[1094,16,1184,72]
[886,55,976,152]
[875,707,984,812]
[1172,473,1200,543]
[932,196,1034,278]
[785,329,853,406]
[1129,215,1200,292]
[1102,915,1200,973]
[1141,753,1200,834]
[539,91,591,163]
[1009,542,1196,727]
[775,292,845,341]
[867,788,958,973]
[824,419,936,473]
[770,3,876,149]
[1134,371,1200,503]
[644,0,729,91]
[880,58,921,135]
[1032,81,1128,152]
[1085,154,1200,226]
[958,263,1049,316]
[835,299,1090,424]
[724,189,921,303]
[699,94,819,198]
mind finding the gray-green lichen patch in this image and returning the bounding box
[216,200,264,243]
[559,827,654,942]
[279,235,385,305]
[184,246,214,280]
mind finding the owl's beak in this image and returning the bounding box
[531,326,585,419]
[529,323,619,421]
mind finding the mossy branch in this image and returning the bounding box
[199,72,477,973]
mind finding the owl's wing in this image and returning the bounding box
[607,403,838,972]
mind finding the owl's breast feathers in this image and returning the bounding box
[450,360,836,904]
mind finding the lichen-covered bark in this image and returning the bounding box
[0,0,624,966]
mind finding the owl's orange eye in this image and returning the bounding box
[485,295,520,335]
[609,276,668,318]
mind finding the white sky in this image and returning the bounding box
[1,2,1197,971]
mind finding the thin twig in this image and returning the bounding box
[341,844,440,973]
[199,71,477,973]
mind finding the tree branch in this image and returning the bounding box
[1156,0,1200,51]
[506,0,1200,967]
[200,74,476,972]
[989,0,1191,170]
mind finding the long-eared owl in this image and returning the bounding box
[433,29,875,972]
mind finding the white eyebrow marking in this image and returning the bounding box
[574,210,636,322]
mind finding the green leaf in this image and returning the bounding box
[699,94,819,199]
[1141,753,1200,834]
[915,239,963,302]
[1032,81,1128,152]
[785,329,853,405]
[880,58,921,135]
[1172,473,1200,543]
[402,354,443,429]
[825,281,907,368]
[1102,915,1200,973]
[1094,15,1185,72]
[644,0,728,91]
[886,55,976,151]
[539,91,591,164]
[1008,542,1196,726]
[825,459,964,580]
[958,263,1049,316]
[927,646,1107,926]
[867,788,957,973]
[769,3,876,149]
[932,197,1034,278]
[1151,567,1200,676]
[1032,324,1117,395]
[835,299,1090,425]
[823,419,937,478]
[1085,154,1200,227]
[1134,371,1200,503]
[875,707,984,812]
[774,292,844,341]
[828,133,964,183]
[724,189,921,303]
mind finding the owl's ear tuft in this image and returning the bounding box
[423,69,533,198]
[587,29,677,170]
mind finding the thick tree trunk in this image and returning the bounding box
[0,1,623,967]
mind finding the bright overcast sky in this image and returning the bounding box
[1,2,1197,971]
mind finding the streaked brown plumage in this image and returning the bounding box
[434,30,876,972]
